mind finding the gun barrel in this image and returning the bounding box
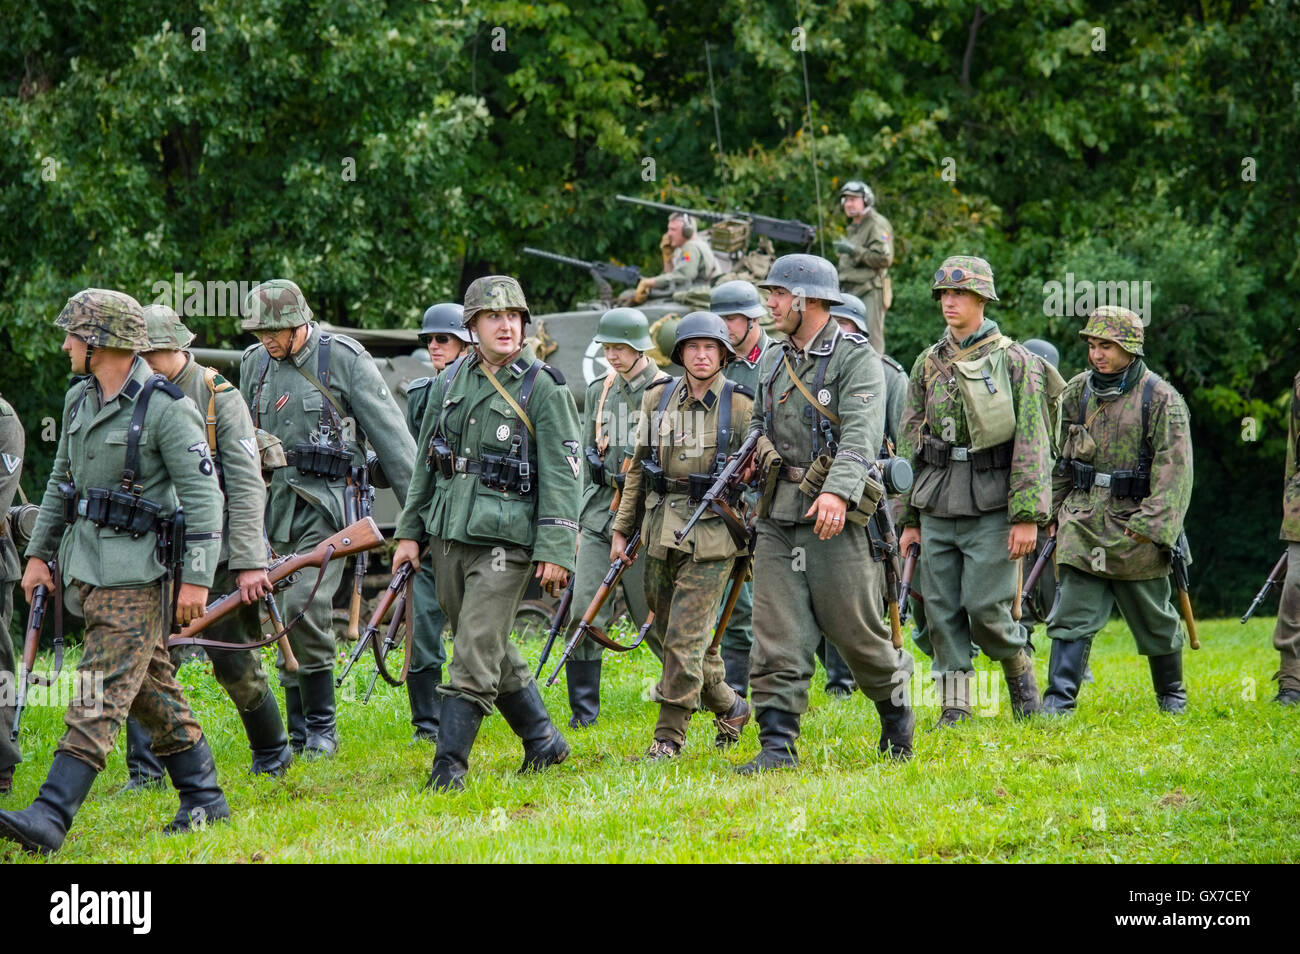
[1241,550,1288,624]
[522,246,592,270]
[616,195,817,246]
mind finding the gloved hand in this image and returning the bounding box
[633,277,655,304]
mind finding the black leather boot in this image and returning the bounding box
[565,658,602,728]
[875,696,914,760]
[496,683,570,773]
[1002,649,1042,720]
[406,670,443,743]
[425,697,485,792]
[284,685,306,754]
[1149,652,1188,714]
[721,647,751,697]
[299,671,338,760]
[1041,638,1093,715]
[0,753,98,854]
[713,693,751,749]
[121,716,167,792]
[239,691,293,776]
[822,641,856,698]
[735,708,800,774]
[160,735,230,834]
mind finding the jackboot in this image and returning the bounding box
[284,685,306,754]
[1149,652,1188,714]
[425,696,484,791]
[1002,648,1041,720]
[239,691,293,777]
[0,753,98,854]
[565,658,602,728]
[721,646,750,697]
[299,670,338,760]
[159,735,230,834]
[735,708,800,774]
[822,641,856,698]
[875,696,914,760]
[406,669,443,743]
[934,671,972,727]
[496,683,570,773]
[121,716,167,792]
[1041,638,1092,715]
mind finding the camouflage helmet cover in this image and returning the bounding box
[671,311,736,366]
[241,279,313,331]
[594,307,655,352]
[1079,305,1145,357]
[756,253,844,306]
[463,275,530,326]
[829,292,869,334]
[142,303,196,351]
[55,288,150,351]
[931,255,999,302]
[420,302,473,343]
[710,280,766,320]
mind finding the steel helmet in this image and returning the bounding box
[757,253,844,306]
[670,311,736,367]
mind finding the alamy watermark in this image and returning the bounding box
[1042,273,1152,326]
[149,272,270,319]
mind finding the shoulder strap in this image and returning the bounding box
[290,332,349,431]
[202,366,220,452]
[482,361,537,439]
[1138,372,1157,468]
[715,379,735,471]
[762,352,784,431]
[650,375,680,466]
[594,370,617,455]
[122,375,183,489]
[1076,380,1093,427]
[782,352,841,426]
[252,353,271,428]
[432,354,472,442]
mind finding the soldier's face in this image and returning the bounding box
[602,343,640,374]
[940,288,984,331]
[842,195,866,218]
[474,310,524,361]
[767,287,803,332]
[666,218,686,247]
[1086,337,1134,374]
[257,327,298,360]
[62,334,90,374]
[722,313,753,347]
[681,340,723,380]
[426,334,465,371]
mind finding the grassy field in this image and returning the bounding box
[3,616,1297,863]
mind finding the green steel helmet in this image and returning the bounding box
[142,303,196,351]
[838,180,874,206]
[829,292,869,335]
[931,255,998,302]
[756,253,844,306]
[671,311,736,366]
[55,288,150,351]
[241,279,313,331]
[710,280,766,320]
[463,275,531,326]
[593,307,655,352]
[1022,337,1060,369]
[1079,305,1144,357]
[420,302,473,342]
[654,315,682,359]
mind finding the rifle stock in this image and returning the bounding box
[1170,533,1199,650]
[10,575,55,744]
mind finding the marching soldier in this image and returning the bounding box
[611,312,753,758]
[393,276,579,791]
[0,290,227,853]
[711,280,773,697]
[239,280,415,759]
[401,302,473,742]
[631,212,721,303]
[118,306,290,788]
[1272,360,1300,707]
[0,396,25,795]
[740,254,915,772]
[564,308,663,728]
[896,257,1052,725]
[1043,307,1193,714]
[833,181,894,354]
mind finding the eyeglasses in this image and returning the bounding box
[256,330,288,343]
[420,334,457,346]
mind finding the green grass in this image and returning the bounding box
[3,617,1298,863]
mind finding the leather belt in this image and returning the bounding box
[778,465,808,483]
[453,456,486,476]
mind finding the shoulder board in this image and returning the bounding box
[881,354,905,373]
[151,376,186,401]
[406,376,432,395]
[205,367,236,394]
[329,334,365,356]
[540,363,565,385]
[732,383,755,399]
[647,376,672,390]
[241,342,261,359]
[841,331,869,346]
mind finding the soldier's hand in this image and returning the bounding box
[1008,522,1038,559]
[176,583,209,626]
[21,557,54,603]
[633,278,654,304]
[805,492,849,540]
[535,561,569,597]
[833,238,855,256]
[899,525,921,557]
[1046,520,1057,538]
[610,531,632,566]
[659,231,673,251]
[1124,527,1152,545]
[236,568,272,604]
[738,457,757,484]
[392,539,421,573]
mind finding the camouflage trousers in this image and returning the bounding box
[431,541,534,714]
[643,551,737,747]
[1048,565,1183,656]
[1272,542,1300,691]
[0,581,18,773]
[569,527,650,663]
[920,511,1027,676]
[58,583,202,773]
[201,563,273,712]
[750,520,913,714]
[410,548,447,675]
[271,498,347,684]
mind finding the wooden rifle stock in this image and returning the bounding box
[338,560,412,687]
[11,571,59,744]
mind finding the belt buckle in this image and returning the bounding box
[950,446,970,462]
[1094,472,1112,488]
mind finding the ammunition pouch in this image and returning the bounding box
[289,442,352,480]
[919,436,1012,472]
[430,436,455,480]
[1111,469,1151,501]
[612,469,627,490]
[477,451,533,495]
[586,447,607,486]
[642,460,667,495]
[1060,459,1152,501]
[59,481,78,525]
[687,472,714,503]
[77,486,163,538]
